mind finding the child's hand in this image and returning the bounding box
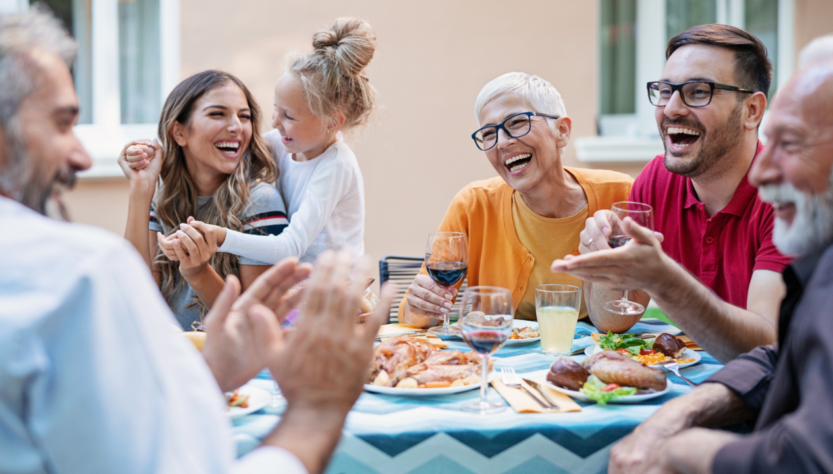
[118,139,162,195]
[171,219,219,279]
[156,232,180,261]
[188,218,228,247]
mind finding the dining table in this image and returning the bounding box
[231,319,724,474]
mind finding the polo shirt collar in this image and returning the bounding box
[682,140,764,216]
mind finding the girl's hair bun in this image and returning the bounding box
[312,17,376,78]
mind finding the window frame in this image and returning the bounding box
[6,0,180,178]
[577,0,794,163]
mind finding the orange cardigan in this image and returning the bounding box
[397,167,634,321]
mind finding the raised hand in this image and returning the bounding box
[117,139,162,195]
[201,258,312,392]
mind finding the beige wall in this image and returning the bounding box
[64,0,833,272]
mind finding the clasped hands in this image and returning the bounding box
[551,210,669,292]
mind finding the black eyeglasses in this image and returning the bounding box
[647,81,754,108]
[471,112,559,151]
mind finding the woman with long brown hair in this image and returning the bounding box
[118,70,287,329]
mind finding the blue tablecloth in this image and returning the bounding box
[232,321,723,474]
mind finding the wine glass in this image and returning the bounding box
[459,286,513,414]
[603,202,654,316]
[425,232,468,336]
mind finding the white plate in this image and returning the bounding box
[504,320,540,345]
[364,372,495,396]
[546,379,672,404]
[583,345,701,368]
[227,386,271,419]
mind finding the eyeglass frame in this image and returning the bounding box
[646,80,755,108]
[471,111,560,151]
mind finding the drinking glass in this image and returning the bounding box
[459,286,513,414]
[603,202,654,316]
[536,284,582,357]
[425,232,468,336]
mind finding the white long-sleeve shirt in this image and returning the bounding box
[218,131,365,264]
[0,196,306,474]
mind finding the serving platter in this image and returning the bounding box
[364,372,496,396]
[227,385,271,419]
[583,345,701,369]
[545,379,672,404]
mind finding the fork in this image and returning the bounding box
[501,367,552,409]
[661,360,698,387]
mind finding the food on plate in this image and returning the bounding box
[546,358,589,391]
[598,331,651,355]
[509,325,540,340]
[598,331,695,366]
[582,351,667,392]
[580,375,637,405]
[653,333,687,358]
[226,389,249,410]
[367,335,488,389]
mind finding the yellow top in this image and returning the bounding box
[511,191,588,321]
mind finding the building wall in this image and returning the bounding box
[64,0,833,274]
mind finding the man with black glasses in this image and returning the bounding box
[552,25,790,362]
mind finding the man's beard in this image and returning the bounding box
[758,169,833,257]
[0,120,75,221]
[662,101,744,179]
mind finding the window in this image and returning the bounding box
[15,0,180,176]
[579,0,794,162]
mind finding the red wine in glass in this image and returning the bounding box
[426,262,468,288]
[463,329,510,355]
[425,232,468,337]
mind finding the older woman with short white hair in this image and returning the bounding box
[400,72,634,327]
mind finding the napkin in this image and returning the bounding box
[491,378,581,413]
[590,333,702,351]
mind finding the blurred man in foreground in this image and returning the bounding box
[553,25,790,362]
[608,60,833,474]
[0,9,391,474]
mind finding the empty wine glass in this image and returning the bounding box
[459,286,513,414]
[603,201,654,316]
[425,232,468,336]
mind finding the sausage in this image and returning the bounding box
[653,333,686,358]
[546,358,589,391]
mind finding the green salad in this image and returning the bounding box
[579,375,637,405]
[598,331,653,356]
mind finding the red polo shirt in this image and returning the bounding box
[630,142,790,309]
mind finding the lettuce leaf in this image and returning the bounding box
[598,331,653,356]
[579,375,637,405]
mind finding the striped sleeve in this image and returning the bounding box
[148,201,163,233]
[238,183,288,266]
[242,210,288,237]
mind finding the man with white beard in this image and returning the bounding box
[606,60,833,474]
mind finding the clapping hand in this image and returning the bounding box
[157,218,228,263]
[201,257,312,392]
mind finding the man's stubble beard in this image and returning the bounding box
[0,119,74,221]
[663,101,744,180]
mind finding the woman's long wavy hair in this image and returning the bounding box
[154,70,278,317]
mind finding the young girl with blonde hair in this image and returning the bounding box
[159,18,377,266]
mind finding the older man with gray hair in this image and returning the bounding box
[608,59,833,474]
[0,8,393,474]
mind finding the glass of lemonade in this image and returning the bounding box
[535,284,582,357]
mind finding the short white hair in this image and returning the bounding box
[474,72,566,125]
[799,34,833,69]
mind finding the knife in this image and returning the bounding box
[522,378,554,409]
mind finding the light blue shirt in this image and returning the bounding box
[0,196,305,474]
